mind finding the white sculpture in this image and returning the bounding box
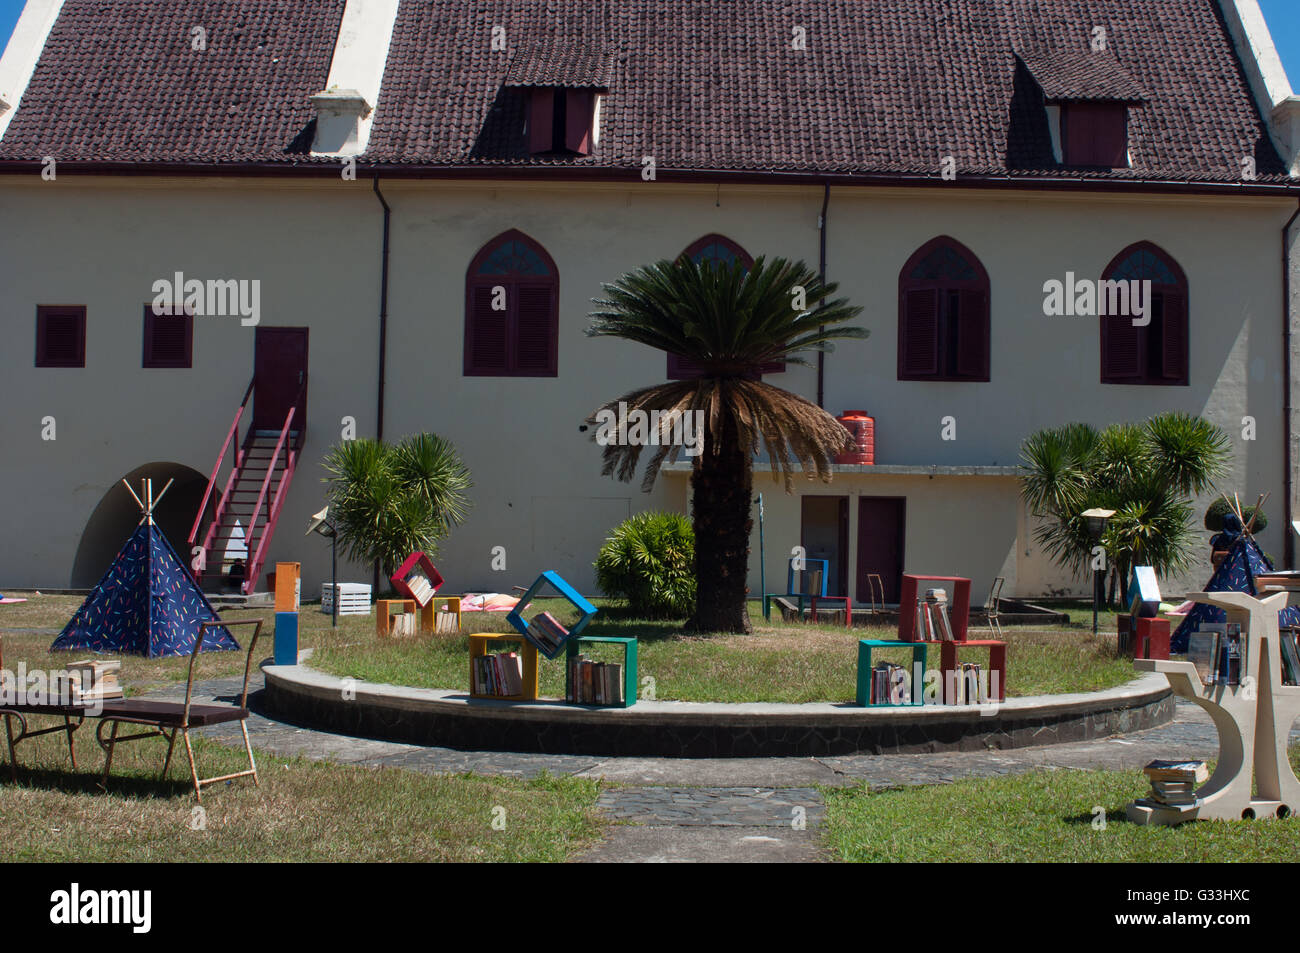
[1128,589,1300,824]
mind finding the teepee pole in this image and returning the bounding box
[152,478,174,511]
[121,479,144,512]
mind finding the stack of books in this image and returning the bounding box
[403,570,436,608]
[66,660,124,703]
[390,612,418,637]
[525,612,570,656]
[869,662,910,704]
[1280,629,1300,686]
[949,661,985,705]
[921,589,955,641]
[434,610,459,635]
[473,652,523,696]
[1187,623,1245,686]
[568,655,624,705]
[1135,760,1207,811]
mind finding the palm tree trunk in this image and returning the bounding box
[689,409,754,634]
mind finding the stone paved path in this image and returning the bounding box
[148,675,1300,863]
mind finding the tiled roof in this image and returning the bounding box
[1018,47,1147,102]
[0,0,1291,184]
[504,42,614,89]
[0,0,344,163]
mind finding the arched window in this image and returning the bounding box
[1100,242,1188,386]
[464,230,559,377]
[669,235,782,378]
[681,233,755,271]
[898,237,990,382]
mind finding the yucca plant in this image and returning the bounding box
[586,254,866,633]
[321,433,473,578]
[594,512,696,619]
[1019,412,1229,605]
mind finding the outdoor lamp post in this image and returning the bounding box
[1082,508,1116,635]
[306,506,338,628]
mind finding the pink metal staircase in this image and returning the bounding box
[189,378,304,595]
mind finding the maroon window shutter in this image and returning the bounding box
[954,289,989,379]
[1065,102,1128,167]
[564,89,593,155]
[466,284,510,374]
[1160,291,1187,382]
[36,306,86,367]
[1101,313,1143,383]
[514,284,557,375]
[899,288,940,377]
[528,89,554,154]
[667,353,706,379]
[142,306,193,368]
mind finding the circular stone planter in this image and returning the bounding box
[262,658,1175,758]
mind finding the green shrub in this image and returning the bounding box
[1204,498,1267,533]
[321,433,472,578]
[594,512,695,619]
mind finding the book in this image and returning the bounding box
[1223,623,1243,686]
[1143,760,1209,784]
[1280,631,1300,687]
[1186,630,1219,685]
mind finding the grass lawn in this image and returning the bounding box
[0,724,603,862]
[308,598,1136,703]
[821,749,1300,862]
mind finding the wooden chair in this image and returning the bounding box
[96,619,263,802]
[984,577,1005,638]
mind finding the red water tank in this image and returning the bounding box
[834,410,875,465]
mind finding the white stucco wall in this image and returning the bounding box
[0,176,1292,603]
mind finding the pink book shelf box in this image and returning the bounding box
[390,552,444,608]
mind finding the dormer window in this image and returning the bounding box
[526,88,597,156]
[505,42,612,158]
[1018,47,1145,170]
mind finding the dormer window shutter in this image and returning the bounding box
[1062,101,1129,168]
[528,88,555,154]
[564,89,594,155]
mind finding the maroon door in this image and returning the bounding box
[857,497,906,604]
[253,328,309,432]
[801,496,849,597]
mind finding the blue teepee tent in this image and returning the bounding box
[53,520,239,658]
[1171,529,1300,652]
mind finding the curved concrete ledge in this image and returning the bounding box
[261,658,1175,757]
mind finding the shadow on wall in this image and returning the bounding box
[70,462,213,588]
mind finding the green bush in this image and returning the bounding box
[594,512,695,619]
[1204,498,1267,533]
[321,433,472,578]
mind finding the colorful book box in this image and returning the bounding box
[506,570,598,660]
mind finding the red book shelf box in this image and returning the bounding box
[898,574,1006,704]
[391,552,444,607]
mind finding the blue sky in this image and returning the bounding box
[0,0,1299,91]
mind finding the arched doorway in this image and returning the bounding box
[70,463,213,589]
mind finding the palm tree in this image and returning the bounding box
[586,255,867,633]
[1019,412,1229,605]
[321,433,473,580]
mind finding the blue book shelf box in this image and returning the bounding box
[506,570,598,660]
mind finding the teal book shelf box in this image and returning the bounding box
[506,570,598,660]
[565,635,637,708]
[856,639,927,707]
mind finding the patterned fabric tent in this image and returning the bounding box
[1171,533,1300,652]
[52,522,239,657]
